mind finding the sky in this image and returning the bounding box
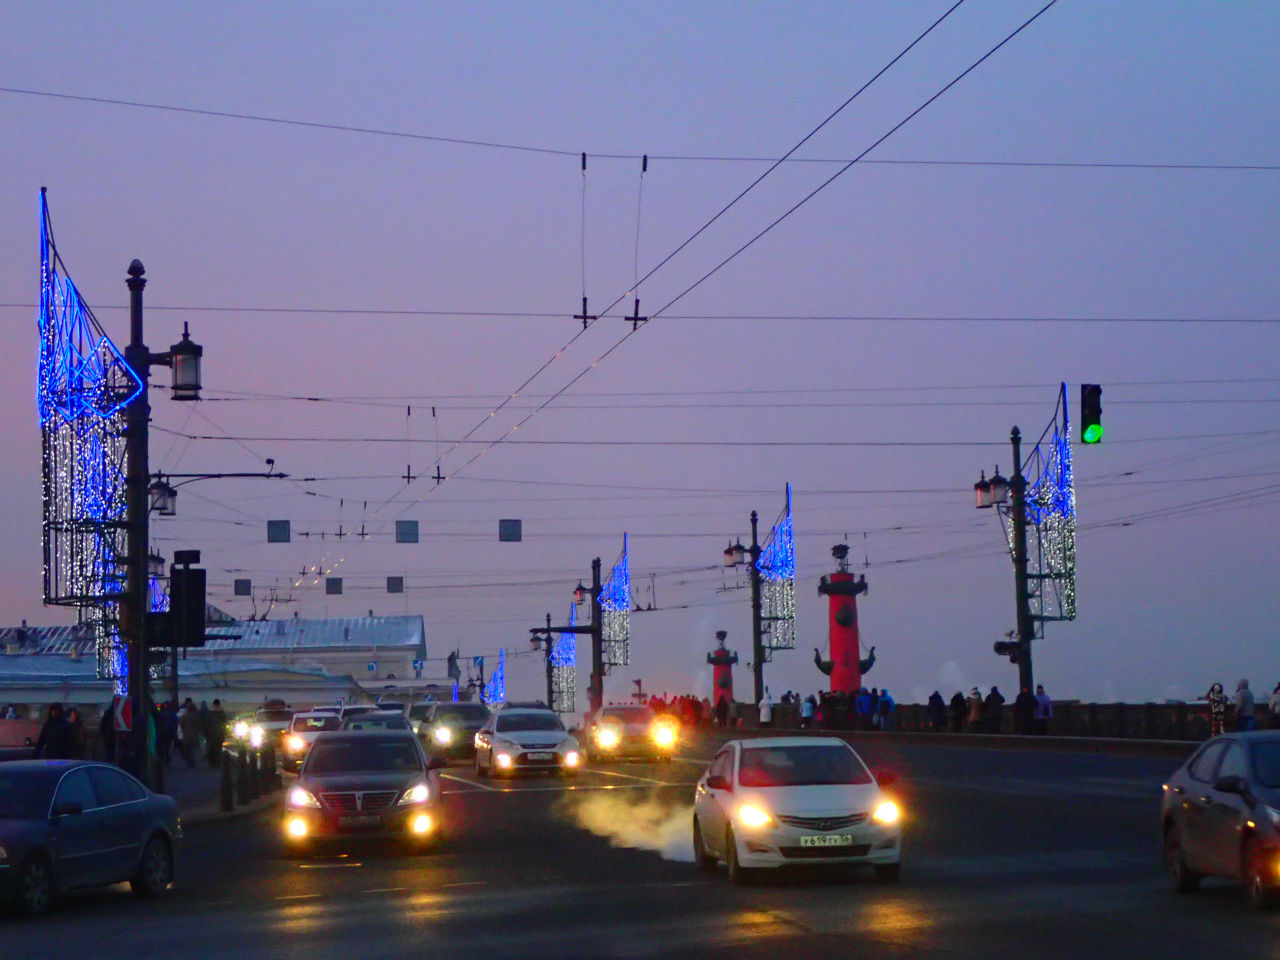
[2,1,1277,709]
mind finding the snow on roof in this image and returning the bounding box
[203,615,425,652]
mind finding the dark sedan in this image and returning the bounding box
[282,731,445,854]
[0,760,181,916]
[1162,730,1280,908]
[416,702,491,760]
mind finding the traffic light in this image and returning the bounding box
[993,640,1021,664]
[1080,384,1103,444]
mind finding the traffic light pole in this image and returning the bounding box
[748,511,765,708]
[1009,427,1036,692]
[529,557,603,715]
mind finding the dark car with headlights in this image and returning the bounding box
[1162,730,1280,908]
[0,761,181,916]
[282,731,445,854]
[584,705,679,762]
[415,702,491,760]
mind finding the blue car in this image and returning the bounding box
[0,760,182,916]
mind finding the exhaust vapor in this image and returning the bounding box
[559,790,695,862]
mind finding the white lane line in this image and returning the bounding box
[444,881,488,888]
[362,887,407,894]
[439,772,501,793]
[298,862,363,869]
[275,893,322,900]
[589,768,680,786]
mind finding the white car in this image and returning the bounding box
[474,708,581,777]
[282,711,343,771]
[692,737,902,884]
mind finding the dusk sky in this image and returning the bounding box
[2,1,1277,709]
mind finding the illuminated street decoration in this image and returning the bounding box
[601,534,630,667]
[149,575,170,614]
[757,484,796,655]
[550,602,576,713]
[482,649,506,706]
[38,191,141,685]
[1013,385,1077,622]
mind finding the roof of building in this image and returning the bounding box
[0,654,332,684]
[203,615,424,652]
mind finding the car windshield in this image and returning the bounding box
[342,706,375,717]
[293,715,341,732]
[345,715,409,730]
[496,713,564,733]
[737,745,872,787]
[434,705,489,724]
[1252,741,1280,787]
[0,774,51,819]
[306,739,423,773]
[256,710,293,723]
[602,708,653,724]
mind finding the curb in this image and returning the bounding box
[181,793,279,827]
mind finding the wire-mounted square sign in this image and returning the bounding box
[395,520,419,544]
[387,576,404,594]
[267,520,291,543]
[325,577,343,595]
[498,519,522,542]
[233,578,252,597]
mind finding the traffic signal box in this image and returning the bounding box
[1080,384,1103,444]
[993,640,1021,664]
[148,566,206,649]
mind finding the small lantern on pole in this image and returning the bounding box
[169,323,203,401]
[149,476,177,516]
[988,466,1010,507]
[973,470,993,509]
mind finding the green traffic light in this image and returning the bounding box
[1083,423,1103,444]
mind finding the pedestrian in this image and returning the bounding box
[800,695,816,730]
[949,691,966,733]
[156,701,178,766]
[34,703,75,759]
[205,698,228,767]
[99,703,116,762]
[1204,683,1228,736]
[869,689,882,730]
[926,691,946,732]
[854,688,872,730]
[878,689,895,731]
[65,707,87,759]
[1269,684,1280,730]
[1033,684,1053,735]
[177,698,201,768]
[984,686,1006,733]
[1234,679,1256,732]
[2,705,17,720]
[758,690,773,729]
[1013,686,1036,735]
[966,688,983,732]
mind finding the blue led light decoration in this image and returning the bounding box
[481,649,506,706]
[149,575,171,614]
[757,484,797,655]
[1006,384,1077,622]
[600,534,630,667]
[37,191,143,686]
[550,602,576,714]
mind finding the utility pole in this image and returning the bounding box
[748,511,765,708]
[1009,427,1036,692]
[588,557,603,714]
[122,260,151,785]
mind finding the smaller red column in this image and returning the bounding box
[707,630,738,707]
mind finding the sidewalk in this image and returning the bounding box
[157,752,283,826]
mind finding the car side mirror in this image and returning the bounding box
[568,726,580,734]
[426,756,447,771]
[52,801,82,818]
[1214,775,1251,799]
[705,774,731,792]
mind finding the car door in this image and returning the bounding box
[48,768,106,888]
[476,716,494,765]
[88,766,149,883]
[1199,740,1252,877]
[696,748,735,855]
[1178,740,1228,872]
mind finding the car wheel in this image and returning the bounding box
[130,835,173,897]
[1244,839,1275,910]
[475,752,489,778]
[692,817,717,873]
[1163,824,1201,893]
[725,826,752,886]
[15,852,54,916]
[874,862,901,883]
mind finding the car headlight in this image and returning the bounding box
[249,725,265,748]
[286,735,306,754]
[595,727,620,749]
[433,726,454,745]
[289,786,321,809]
[233,720,249,739]
[651,724,677,748]
[737,804,772,829]
[872,800,901,825]
[398,782,430,805]
[564,750,581,767]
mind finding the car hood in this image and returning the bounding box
[738,783,882,816]
[496,730,569,747]
[298,772,424,793]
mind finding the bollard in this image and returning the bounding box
[152,753,165,795]
[236,744,250,805]
[220,750,234,812]
[263,745,280,792]
[248,750,261,800]
[258,746,273,794]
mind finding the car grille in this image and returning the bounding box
[320,790,398,813]
[776,813,867,831]
[516,754,560,766]
[521,743,560,751]
[779,844,871,860]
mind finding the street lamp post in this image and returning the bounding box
[723,511,765,708]
[530,559,603,715]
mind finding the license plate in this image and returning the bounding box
[339,815,380,827]
[526,752,554,761]
[800,834,853,847]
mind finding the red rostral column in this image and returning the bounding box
[707,631,738,708]
[816,545,870,695]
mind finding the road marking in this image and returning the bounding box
[298,861,363,869]
[439,772,502,792]
[275,893,322,900]
[589,768,679,786]
[362,887,407,894]
[444,881,488,887]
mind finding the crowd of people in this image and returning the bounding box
[1202,679,1279,736]
[16,697,230,764]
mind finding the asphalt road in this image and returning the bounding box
[3,736,1274,959]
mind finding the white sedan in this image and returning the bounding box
[692,737,902,884]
